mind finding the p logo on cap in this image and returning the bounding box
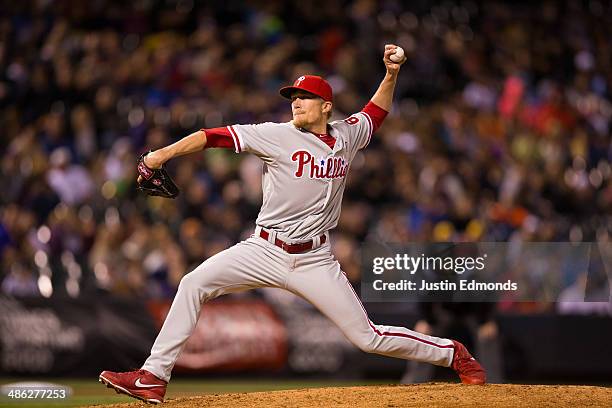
[279,75,333,102]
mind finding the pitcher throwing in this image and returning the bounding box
[99,44,485,404]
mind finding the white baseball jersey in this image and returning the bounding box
[227,112,374,241]
[141,104,457,383]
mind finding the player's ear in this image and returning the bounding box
[322,101,332,115]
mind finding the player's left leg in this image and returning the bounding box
[286,243,485,384]
[100,237,291,403]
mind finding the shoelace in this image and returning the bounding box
[117,368,147,375]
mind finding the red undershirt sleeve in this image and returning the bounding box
[200,127,236,150]
[361,101,388,134]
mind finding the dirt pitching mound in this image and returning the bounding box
[88,383,612,408]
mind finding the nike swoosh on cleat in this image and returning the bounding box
[135,378,164,388]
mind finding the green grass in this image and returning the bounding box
[0,378,392,408]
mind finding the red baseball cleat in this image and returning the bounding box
[99,369,166,404]
[451,340,486,385]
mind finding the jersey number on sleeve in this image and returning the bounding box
[344,116,360,125]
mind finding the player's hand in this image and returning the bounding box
[137,150,165,184]
[383,44,406,76]
[144,150,165,169]
[136,151,179,199]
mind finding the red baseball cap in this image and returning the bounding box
[279,75,333,102]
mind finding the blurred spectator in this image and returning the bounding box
[1,249,39,297]
[46,148,94,205]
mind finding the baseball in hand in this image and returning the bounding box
[390,47,405,63]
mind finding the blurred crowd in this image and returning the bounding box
[1,1,610,308]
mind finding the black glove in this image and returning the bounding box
[136,152,179,199]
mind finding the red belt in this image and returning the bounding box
[259,230,326,254]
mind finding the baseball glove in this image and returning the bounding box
[136,152,179,199]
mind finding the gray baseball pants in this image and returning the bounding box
[142,234,454,381]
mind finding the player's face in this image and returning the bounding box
[290,92,331,129]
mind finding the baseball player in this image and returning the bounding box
[99,44,485,404]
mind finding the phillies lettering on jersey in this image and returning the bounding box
[291,150,349,180]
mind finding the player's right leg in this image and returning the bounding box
[286,246,486,385]
[99,237,288,403]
